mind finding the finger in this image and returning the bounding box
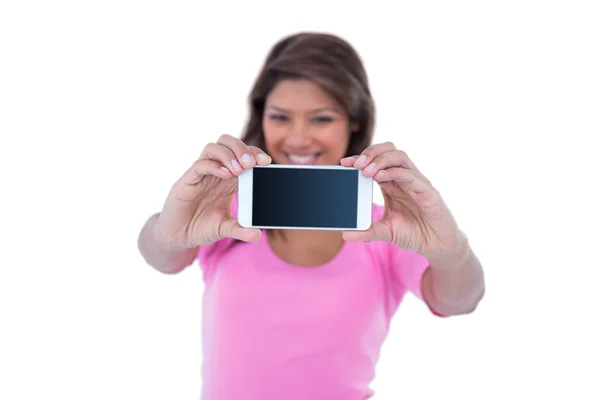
[200,143,242,175]
[360,149,415,178]
[374,167,431,194]
[218,218,261,243]
[342,221,392,243]
[352,142,397,169]
[217,134,257,170]
[340,155,360,167]
[248,146,272,166]
[180,159,233,185]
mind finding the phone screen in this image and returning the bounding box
[252,167,359,228]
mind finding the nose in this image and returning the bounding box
[285,120,312,146]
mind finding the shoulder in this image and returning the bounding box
[372,202,385,221]
[195,194,240,270]
[359,203,388,266]
[367,202,430,299]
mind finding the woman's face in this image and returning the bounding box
[262,79,356,166]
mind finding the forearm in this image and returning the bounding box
[137,213,198,274]
[422,233,485,316]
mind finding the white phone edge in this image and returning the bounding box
[237,164,373,231]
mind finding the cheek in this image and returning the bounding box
[320,124,351,151]
[262,120,285,153]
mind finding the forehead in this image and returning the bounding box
[265,79,341,111]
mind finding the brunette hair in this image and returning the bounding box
[240,32,376,157]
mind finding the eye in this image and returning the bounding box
[313,116,334,123]
[269,114,289,122]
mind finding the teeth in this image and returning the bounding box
[288,154,317,164]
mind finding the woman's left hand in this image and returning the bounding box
[340,142,464,256]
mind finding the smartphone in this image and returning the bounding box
[237,164,373,230]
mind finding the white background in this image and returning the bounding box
[1,1,599,399]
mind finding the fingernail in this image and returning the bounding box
[257,153,269,161]
[242,153,253,165]
[365,162,376,172]
[357,155,367,164]
[232,159,241,170]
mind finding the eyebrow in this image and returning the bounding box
[266,105,342,114]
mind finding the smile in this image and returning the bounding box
[286,153,321,165]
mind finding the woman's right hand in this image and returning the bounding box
[153,134,272,250]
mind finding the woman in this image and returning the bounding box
[138,32,485,400]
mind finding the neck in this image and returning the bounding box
[267,229,345,267]
[272,229,343,247]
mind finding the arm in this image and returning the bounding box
[421,233,485,316]
[339,143,485,317]
[137,213,198,274]
[137,135,269,275]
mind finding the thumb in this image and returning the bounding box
[342,221,391,243]
[219,218,262,243]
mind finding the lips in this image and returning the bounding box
[286,153,320,165]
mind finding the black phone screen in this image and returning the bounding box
[252,167,359,228]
